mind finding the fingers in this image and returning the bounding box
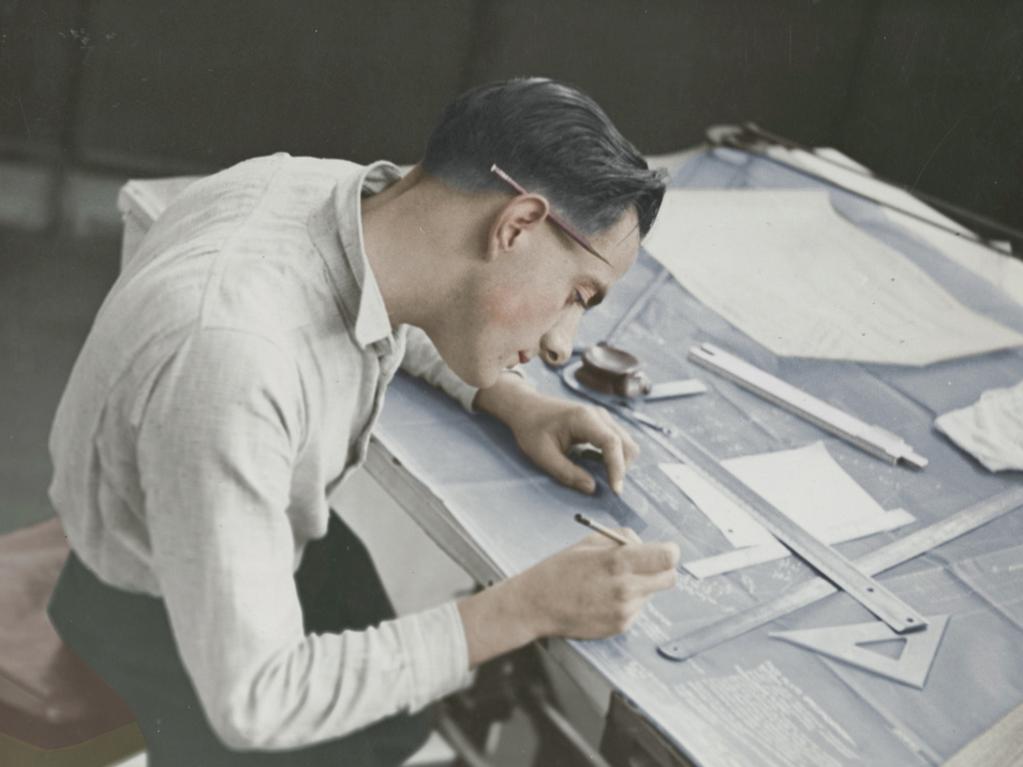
[600,546,679,633]
[640,566,679,594]
[542,443,598,494]
[605,569,678,626]
[522,399,639,497]
[626,541,681,575]
[579,530,676,569]
[585,408,639,494]
[603,540,680,577]
[620,527,642,545]
[539,402,637,495]
[577,526,641,549]
[529,535,679,641]
[594,408,640,464]
[587,426,628,494]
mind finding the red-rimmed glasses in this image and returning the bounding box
[490,164,611,265]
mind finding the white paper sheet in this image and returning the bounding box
[772,146,1023,306]
[682,508,916,578]
[660,462,765,547]
[935,380,1023,472]
[643,188,1023,365]
[661,442,894,548]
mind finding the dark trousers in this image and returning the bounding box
[48,513,432,766]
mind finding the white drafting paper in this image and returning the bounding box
[683,508,916,579]
[935,380,1023,472]
[661,442,893,553]
[643,188,1023,365]
[772,146,1023,306]
[659,462,765,547]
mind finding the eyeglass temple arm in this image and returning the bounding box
[490,164,610,264]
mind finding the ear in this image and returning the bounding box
[487,194,550,261]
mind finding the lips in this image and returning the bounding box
[518,351,530,364]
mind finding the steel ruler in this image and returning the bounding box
[641,412,927,633]
[659,486,1023,661]
[689,343,928,469]
[562,365,930,634]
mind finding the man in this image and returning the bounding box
[47,78,678,765]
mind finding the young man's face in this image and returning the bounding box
[459,207,641,388]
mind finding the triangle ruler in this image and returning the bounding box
[770,614,950,688]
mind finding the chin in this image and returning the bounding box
[472,367,502,390]
[446,358,496,390]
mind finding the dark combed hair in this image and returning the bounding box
[422,78,667,238]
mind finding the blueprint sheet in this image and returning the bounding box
[375,148,1023,766]
[642,188,1023,365]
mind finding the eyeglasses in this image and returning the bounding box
[490,164,610,265]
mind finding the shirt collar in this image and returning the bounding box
[311,161,403,350]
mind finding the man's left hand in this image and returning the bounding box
[474,372,639,494]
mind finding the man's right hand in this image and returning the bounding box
[457,531,679,668]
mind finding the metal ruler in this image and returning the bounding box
[561,365,928,634]
[643,412,927,634]
[689,343,928,469]
[659,486,1023,661]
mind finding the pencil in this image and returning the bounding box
[574,513,631,546]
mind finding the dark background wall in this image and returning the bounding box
[2,0,1021,228]
[0,1,1020,535]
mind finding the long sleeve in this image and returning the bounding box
[136,328,470,751]
[400,325,479,411]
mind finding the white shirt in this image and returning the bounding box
[49,154,476,750]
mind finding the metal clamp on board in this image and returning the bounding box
[704,122,1023,254]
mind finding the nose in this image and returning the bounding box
[539,310,582,367]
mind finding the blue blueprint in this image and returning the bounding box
[376,148,1023,766]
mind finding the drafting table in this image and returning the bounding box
[121,146,1023,766]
